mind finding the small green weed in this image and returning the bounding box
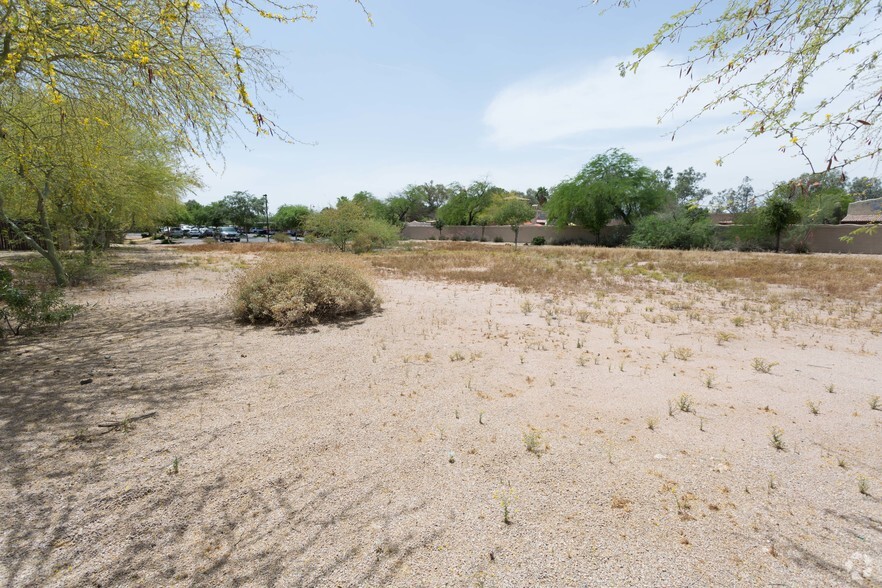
[751,357,778,374]
[676,393,694,413]
[770,426,786,451]
[672,347,693,361]
[523,428,547,457]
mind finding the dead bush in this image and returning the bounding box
[230,254,381,326]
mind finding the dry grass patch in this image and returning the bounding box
[189,242,303,254]
[371,242,882,302]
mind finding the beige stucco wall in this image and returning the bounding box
[401,224,628,245]
[402,224,882,254]
[798,224,882,255]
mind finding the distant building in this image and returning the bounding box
[841,197,882,224]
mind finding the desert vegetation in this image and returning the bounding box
[230,252,381,326]
[2,241,880,586]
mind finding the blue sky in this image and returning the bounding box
[191,1,879,211]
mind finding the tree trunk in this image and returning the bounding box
[37,179,67,285]
[513,226,519,247]
[1,180,67,286]
[775,230,781,253]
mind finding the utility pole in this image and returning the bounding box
[264,194,270,243]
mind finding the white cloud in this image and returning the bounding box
[484,54,698,149]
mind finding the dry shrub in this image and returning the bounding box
[230,253,381,326]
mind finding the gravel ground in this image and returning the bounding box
[1,247,880,587]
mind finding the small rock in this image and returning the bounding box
[654,453,667,460]
[80,378,93,385]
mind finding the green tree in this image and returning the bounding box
[1,89,195,284]
[671,167,711,207]
[774,171,852,225]
[220,191,262,241]
[629,210,714,250]
[273,205,312,232]
[760,196,801,253]
[610,0,882,171]
[306,200,398,252]
[436,180,501,226]
[183,200,203,224]
[546,149,668,244]
[1,1,368,154]
[388,186,430,222]
[348,191,390,222]
[708,177,759,214]
[535,187,549,207]
[192,202,228,228]
[849,177,882,201]
[416,181,454,217]
[488,197,534,246]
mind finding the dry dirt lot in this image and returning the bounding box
[1,243,881,587]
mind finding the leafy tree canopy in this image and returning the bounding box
[773,171,851,225]
[1,0,368,153]
[849,176,882,201]
[273,204,312,231]
[546,149,669,243]
[486,195,534,246]
[607,0,882,171]
[305,199,397,252]
[436,180,503,226]
[220,191,263,231]
[708,177,760,214]
[760,195,801,252]
[0,89,197,284]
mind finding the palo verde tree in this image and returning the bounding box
[0,88,195,284]
[305,199,398,253]
[606,0,882,173]
[1,0,369,286]
[0,1,369,155]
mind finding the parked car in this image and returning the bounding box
[216,226,240,242]
[168,228,184,239]
[199,228,214,238]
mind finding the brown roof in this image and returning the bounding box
[841,215,882,224]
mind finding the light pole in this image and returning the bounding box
[264,194,270,243]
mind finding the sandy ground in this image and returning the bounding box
[1,246,881,587]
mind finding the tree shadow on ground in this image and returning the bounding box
[240,310,383,336]
[0,258,438,587]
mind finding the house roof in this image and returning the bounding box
[841,214,882,224]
